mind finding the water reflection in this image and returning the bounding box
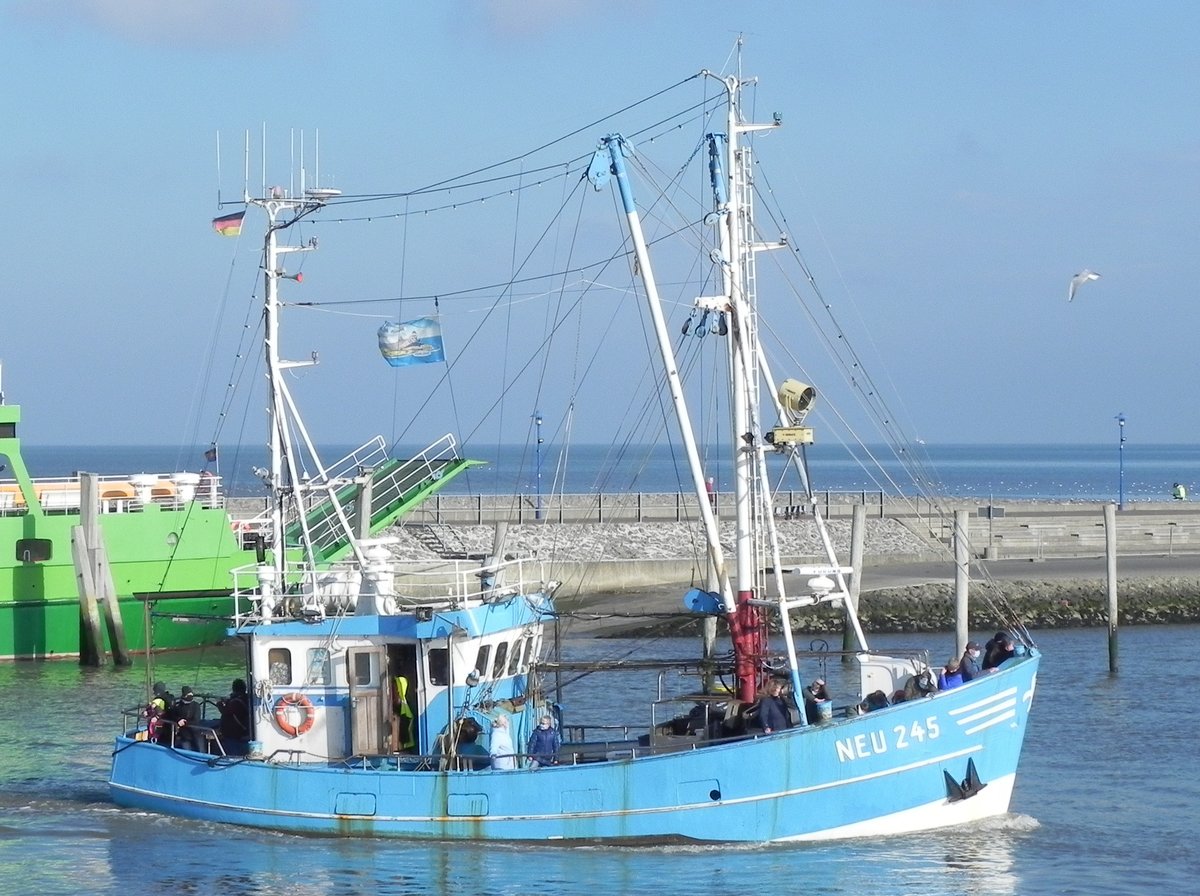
[3,627,1199,895]
[97,823,1029,896]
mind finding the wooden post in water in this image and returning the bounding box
[72,530,105,667]
[73,473,130,665]
[1104,502,1119,673]
[843,503,866,663]
[954,509,970,655]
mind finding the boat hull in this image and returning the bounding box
[109,653,1038,842]
[1,506,247,659]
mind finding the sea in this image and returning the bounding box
[15,441,1200,503]
[0,626,1196,896]
[3,443,1199,894]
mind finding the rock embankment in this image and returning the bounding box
[389,519,1200,632]
[390,518,935,563]
[800,577,1200,633]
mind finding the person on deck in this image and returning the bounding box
[938,658,965,690]
[960,641,983,681]
[216,678,250,742]
[392,674,415,752]
[151,682,175,744]
[488,715,517,770]
[803,678,831,724]
[451,718,490,770]
[758,678,793,734]
[168,686,203,750]
[982,632,1016,671]
[527,715,561,767]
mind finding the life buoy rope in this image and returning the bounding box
[273,692,316,737]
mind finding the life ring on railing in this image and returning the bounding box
[273,692,316,737]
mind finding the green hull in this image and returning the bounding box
[3,395,478,660]
[1,504,253,660]
[4,592,234,659]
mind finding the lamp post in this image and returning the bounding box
[534,409,543,520]
[1116,412,1126,511]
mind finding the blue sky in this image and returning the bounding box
[2,1,1198,452]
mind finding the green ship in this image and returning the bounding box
[1,376,475,661]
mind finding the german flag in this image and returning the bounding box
[211,211,245,237]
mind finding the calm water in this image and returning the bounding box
[0,625,1195,896]
[16,441,1200,502]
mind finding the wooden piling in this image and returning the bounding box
[843,503,866,662]
[1104,502,1119,673]
[954,509,970,656]
[72,473,131,666]
[71,530,104,667]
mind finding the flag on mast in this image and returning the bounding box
[378,317,446,367]
[211,211,245,237]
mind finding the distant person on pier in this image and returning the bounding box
[960,641,983,681]
[1173,482,1188,500]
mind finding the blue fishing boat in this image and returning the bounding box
[108,65,1039,842]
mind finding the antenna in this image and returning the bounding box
[300,129,306,198]
[260,123,267,200]
[215,131,222,206]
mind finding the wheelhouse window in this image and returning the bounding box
[474,645,491,680]
[268,648,292,685]
[507,637,523,675]
[427,648,449,686]
[492,641,509,679]
[306,648,332,685]
[522,636,536,669]
[350,651,374,686]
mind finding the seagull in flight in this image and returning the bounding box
[1068,269,1101,302]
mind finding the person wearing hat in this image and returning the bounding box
[960,641,983,681]
[150,681,173,713]
[217,679,250,743]
[803,678,831,725]
[983,631,1016,671]
[168,685,203,751]
[938,657,965,691]
[148,682,177,744]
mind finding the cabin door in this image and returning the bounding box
[346,646,388,755]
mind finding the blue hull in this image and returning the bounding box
[109,653,1037,843]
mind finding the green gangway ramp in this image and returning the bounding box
[283,455,482,565]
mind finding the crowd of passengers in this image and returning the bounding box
[731,630,1023,736]
[141,678,250,750]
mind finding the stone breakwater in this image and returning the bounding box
[388,518,1200,630]
[390,518,936,563]
[793,578,1200,634]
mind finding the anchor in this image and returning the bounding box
[944,757,987,802]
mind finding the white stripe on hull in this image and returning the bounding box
[777,773,1016,842]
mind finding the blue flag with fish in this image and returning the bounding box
[377,317,445,367]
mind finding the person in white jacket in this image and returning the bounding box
[489,715,517,770]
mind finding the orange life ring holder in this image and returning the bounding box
[273,692,316,737]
